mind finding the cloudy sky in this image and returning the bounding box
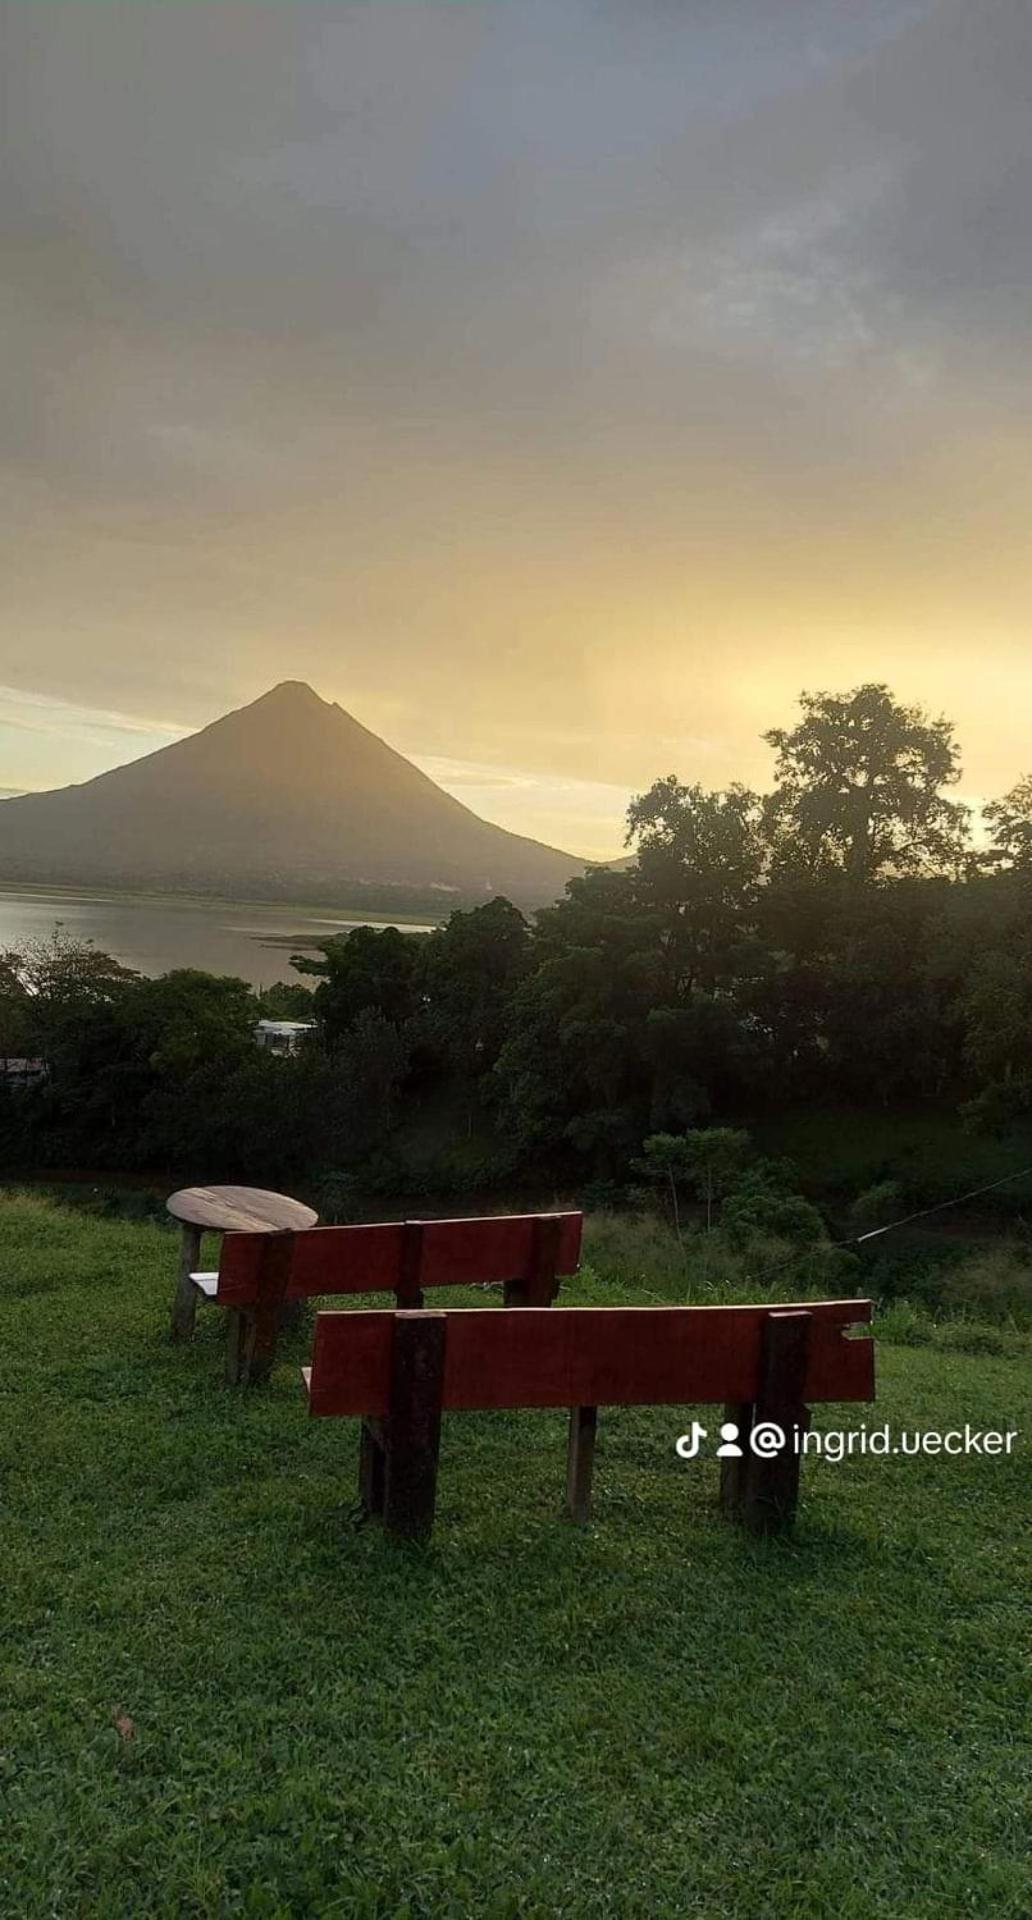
[2,1,1030,856]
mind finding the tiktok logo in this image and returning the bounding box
[674,1422,708,1459]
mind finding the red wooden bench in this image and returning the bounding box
[190,1211,583,1384]
[303,1297,875,1539]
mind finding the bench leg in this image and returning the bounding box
[225,1308,255,1386]
[383,1312,445,1542]
[504,1213,563,1306]
[720,1310,812,1535]
[358,1418,387,1516]
[565,1406,597,1522]
[224,1235,296,1388]
[224,1306,285,1387]
[170,1225,202,1341]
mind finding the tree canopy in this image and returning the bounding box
[762,683,969,883]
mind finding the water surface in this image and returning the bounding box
[0,886,434,987]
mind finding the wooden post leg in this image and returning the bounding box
[383,1312,445,1542]
[225,1308,255,1386]
[358,1418,387,1516]
[505,1214,562,1307]
[278,1298,306,1335]
[734,1311,813,1536]
[396,1222,425,1309]
[565,1406,598,1522]
[247,1233,296,1385]
[170,1224,203,1341]
[224,1233,296,1388]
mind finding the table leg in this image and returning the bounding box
[170,1224,203,1341]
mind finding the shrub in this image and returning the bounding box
[937,1319,1008,1357]
[862,1239,974,1307]
[582,1211,690,1299]
[312,1170,364,1224]
[579,1179,633,1214]
[581,1211,859,1306]
[721,1167,827,1250]
[939,1246,1032,1329]
[848,1180,904,1237]
[875,1299,935,1347]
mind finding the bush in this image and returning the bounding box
[721,1165,828,1250]
[582,1211,690,1299]
[579,1179,633,1214]
[939,1246,1032,1329]
[861,1239,974,1307]
[848,1180,904,1237]
[581,1211,859,1306]
[312,1170,364,1224]
[875,1299,935,1347]
[937,1319,1009,1357]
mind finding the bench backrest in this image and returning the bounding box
[306,1299,874,1416]
[215,1211,583,1307]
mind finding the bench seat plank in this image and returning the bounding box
[307,1300,874,1418]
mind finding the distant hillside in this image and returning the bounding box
[0,682,584,908]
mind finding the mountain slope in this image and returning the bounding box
[0,682,583,906]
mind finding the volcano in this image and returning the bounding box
[0,682,584,908]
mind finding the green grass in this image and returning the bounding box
[2,1195,1030,1918]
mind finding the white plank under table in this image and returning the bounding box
[167,1184,317,1341]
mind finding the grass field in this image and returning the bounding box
[2,1194,1030,1918]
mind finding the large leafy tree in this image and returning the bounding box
[2,931,137,1088]
[419,899,528,1061]
[763,683,969,884]
[493,868,663,1167]
[635,1127,750,1235]
[957,894,1032,1127]
[418,898,529,1120]
[493,864,766,1173]
[626,778,765,997]
[984,774,1032,871]
[0,952,33,1064]
[293,925,423,1045]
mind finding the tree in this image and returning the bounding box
[294,925,422,1045]
[0,952,33,1064]
[635,1128,750,1236]
[494,946,648,1168]
[418,898,529,1096]
[627,779,764,997]
[339,1008,410,1144]
[254,980,316,1021]
[98,969,260,1165]
[763,683,969,884]
[959,935,1032,1128]
[814,880,957,1107]
[1,931,137,1082]
[493,868,667,1170]
[984,774,1032,871]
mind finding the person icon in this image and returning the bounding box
[716,1421,743,1459]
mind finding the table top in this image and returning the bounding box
[167,1185,318,1234]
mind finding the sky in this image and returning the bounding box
[1,0,1031,859]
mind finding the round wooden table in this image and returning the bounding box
[168,1184,318,1341]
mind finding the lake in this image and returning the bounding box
[0,886,436,987]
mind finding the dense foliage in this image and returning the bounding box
[3,684,1032,1207]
